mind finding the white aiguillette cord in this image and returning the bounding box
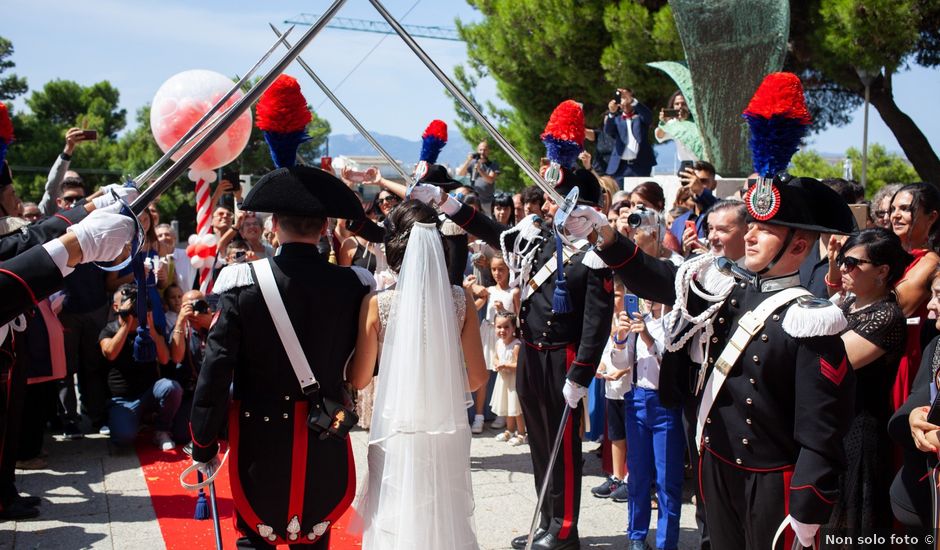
[180,447,231,490]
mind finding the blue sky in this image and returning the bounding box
[5,0,938,160]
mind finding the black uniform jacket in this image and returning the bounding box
[190,243,370,544]
[447,204,612,386]
[597,233,854,524]
[0,208,88,326]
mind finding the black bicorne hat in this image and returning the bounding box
[241,166,366,220]
[417,163,462,192]
[551,167,602,207]
[744,173,855,235]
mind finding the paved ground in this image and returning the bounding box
[0,427,699,549]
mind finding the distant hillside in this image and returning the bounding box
[327,131,472,168]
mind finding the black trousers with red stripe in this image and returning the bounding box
[700,448,798,550]
[517,343,583,540]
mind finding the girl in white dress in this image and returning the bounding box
[489,311,526,445]
[347,201,489,550]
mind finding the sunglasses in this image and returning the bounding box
[838,256,875,271]
[377,195,400,204]
[61,195,85,205]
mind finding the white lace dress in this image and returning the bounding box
[481,285,516,371]
[357,285,479,550]
[489,338,522,417]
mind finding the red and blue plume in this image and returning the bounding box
[255,75,312,169]
[742,72,812,178]
[541,100,585,169]
[0,102,13,168]
[419,119,448,163]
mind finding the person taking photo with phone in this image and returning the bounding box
[456,140,500,215]
[603,87,656,183]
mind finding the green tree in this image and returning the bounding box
[0,36,27,101]
[788,0,940,183]
[790,143,918,197]
[456,0,682,182]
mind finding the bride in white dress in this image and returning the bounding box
[348,200,489,550]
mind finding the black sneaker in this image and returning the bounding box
[610,480,630,502]
[0,500,40,520]
[62,422,84,440]
[591,475,621,498]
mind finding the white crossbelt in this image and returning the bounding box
[695,287,810,449]
[252,259,319,393]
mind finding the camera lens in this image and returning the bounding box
[627,213,642,228]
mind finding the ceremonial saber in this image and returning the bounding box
[270,23,411,183]
[134,26,297,187]
[131,0,348,215]
[208,466,224,550]
[365,0,578,220]
[525,406,572,550]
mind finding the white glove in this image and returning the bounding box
[789,516,819,548]
[67,210,136,264]
[562,380,588,409]
[409,183,442,206]
[91,184,140,210]
[564,205,608,239]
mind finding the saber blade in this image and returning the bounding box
[131,0,348,215]
[270,23,411,183]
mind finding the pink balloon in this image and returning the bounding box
[150,69,252,173]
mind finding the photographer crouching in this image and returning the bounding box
[168,290,214,452]
[98,284,181,451]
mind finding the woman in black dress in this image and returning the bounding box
[826,228,912,539]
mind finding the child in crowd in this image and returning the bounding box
[592,280,631,502]
[469,253,520,433]
[163,283,183,337]
[489,311,525,445]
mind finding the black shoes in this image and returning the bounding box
[626,540,651,550]
[14,494,41,507]
[0,500,40,520]
[62,422,84,440]
[512,529,547,549]
[512,530,580,550]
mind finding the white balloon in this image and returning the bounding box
[190,256,204,269]
[187,234,199,246]
[200,233,219,247]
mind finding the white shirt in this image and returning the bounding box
[607,313,665,391]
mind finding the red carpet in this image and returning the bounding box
[136,441,362,549]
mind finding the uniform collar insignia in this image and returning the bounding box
[756,272,801,293]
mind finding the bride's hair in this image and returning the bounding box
[384,199,442,272]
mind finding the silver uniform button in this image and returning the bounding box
[761,334,769,342]
[735,458,743,465]
[731,299,738,307]
[719,318,726,324]
[244,411,250,418]
[547,320,552,326]
[746,418,752,425]
[772,314,780,321]
[746,398,753,405]
[711,337,719,344]
[739,282,746,288]
[706,417,712,424]
[284,395,290,401]
[704,436,710,444]
[749,378,756,385]
[283,413,289,419]
[752,355,760,364]
[742,438,749,445]
[263,416,270,422]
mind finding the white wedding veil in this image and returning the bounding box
[359,220,478,550]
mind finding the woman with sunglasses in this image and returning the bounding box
[826,228,912,537]
[889,183,940,410]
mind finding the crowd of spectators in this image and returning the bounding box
[4,96,940,550]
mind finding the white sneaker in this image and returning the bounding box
[471,416,484,434]
[490,416,506,430]
[153,431,176,451]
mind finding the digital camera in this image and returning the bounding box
[627,205,658,229]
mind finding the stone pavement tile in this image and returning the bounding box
[11,518,111,550]
[0,528,13,549]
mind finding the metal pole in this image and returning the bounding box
[130,0,348,214]
[365,0,566,205]
[861,82,870,191]
[207,467,224,550]
[271,23,411,183]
